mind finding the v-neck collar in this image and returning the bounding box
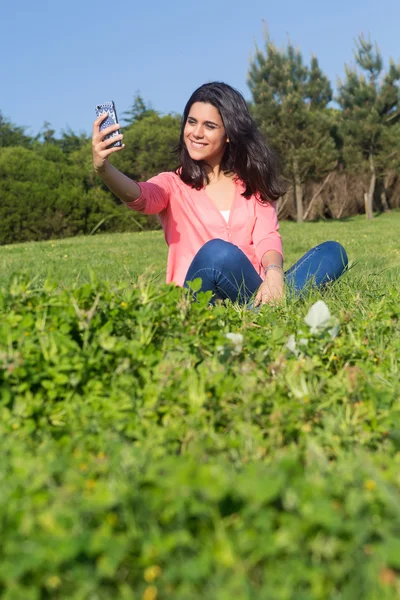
[202,178,241,227]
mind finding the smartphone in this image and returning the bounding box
[95,101,122,148]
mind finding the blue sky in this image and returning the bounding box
[2,0,399,137]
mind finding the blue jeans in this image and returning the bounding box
[184,239,348,304]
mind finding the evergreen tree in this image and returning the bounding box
[0,112,32,148]
[39,121,57,144]
[57,128,89,154]
[337,35,400,218]
[112,112,181,181]
[122,93,158,125]
[248,30,337,222]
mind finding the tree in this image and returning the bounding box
[0,111,32,148]
[248,29,338,222]
[336,35,400,218]
[112,112,181,181]
[38,121,57,144]
[0,146,121,244]
[122,93,158,126]
[57,128,89,154]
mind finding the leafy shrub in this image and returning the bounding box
[0,275,399,598]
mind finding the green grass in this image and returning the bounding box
[0,230,167,289]
[0,211,400,599]
[1,211,398,288]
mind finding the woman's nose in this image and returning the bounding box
[193,125,204,138]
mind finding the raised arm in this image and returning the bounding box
[92,114,169,213]
[92,113,141,203]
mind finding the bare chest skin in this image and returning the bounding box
[204,176,236,211]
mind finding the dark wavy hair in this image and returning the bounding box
[175,81,285,203]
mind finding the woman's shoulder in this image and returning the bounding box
[232,177,275,206]
[147,170,187,189]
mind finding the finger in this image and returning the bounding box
[102,143,125,155]
[95,111,108,123]
[99,135,123,150]
[253,291,262,307]
[94,143,125,162]
[92,118,120,140]
[100,123,121,137]
[93,124,121,144]
[263,291,283,305]
[261,292,272,305]
[92,133,123,152]
[92,112,109,134]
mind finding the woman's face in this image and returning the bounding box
[183,102,228,165]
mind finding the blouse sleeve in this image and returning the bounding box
[124,172,171,215]
[252,199,284,264]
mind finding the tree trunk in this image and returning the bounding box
[380,173,391,212]
[293,158,303,223]
[336,174,348,219]
[303,170,335,220]
[276,187,291,220]
[366,154,376,220]
[380,189,390,212]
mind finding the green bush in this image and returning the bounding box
[0,272,399,598]
[0,147,152,245]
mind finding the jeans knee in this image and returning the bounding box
[319,241,348,269]
[198,239,236,266]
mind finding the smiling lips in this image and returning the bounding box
[190,140,208,149]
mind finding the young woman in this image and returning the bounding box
[92,82,348,306]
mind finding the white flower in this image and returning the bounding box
[224,332,244,354]
[286,334,298,354]
[328,324,340,339]
[304,300,331,333]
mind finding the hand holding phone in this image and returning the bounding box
[95,101,122,148]
[92,101,124,173]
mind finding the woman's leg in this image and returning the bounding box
[285,241,348,294]
[184,239,262,303]
[185,239,348,305]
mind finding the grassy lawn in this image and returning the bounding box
[0,211,398,288]
[0,211,399,599]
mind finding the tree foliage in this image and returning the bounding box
[0,112,32,148]
[122,93,158,125]
[1,30,400,244]
[336,35,400,218]
[0,147,119,245]
[112,112,181,181]
[0,110,180,244]
[248,30,338,221]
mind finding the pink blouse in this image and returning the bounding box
[124,172,283,287]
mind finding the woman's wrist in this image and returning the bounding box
[94,158,109,177]
[263,264,284,276]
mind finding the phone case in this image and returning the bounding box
[95,101,122,148]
